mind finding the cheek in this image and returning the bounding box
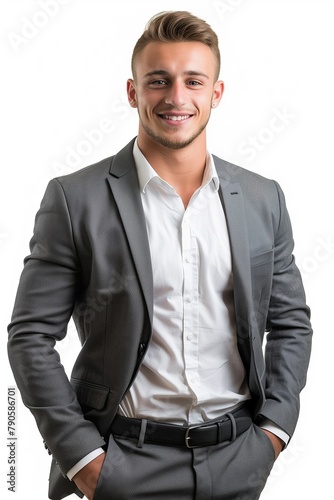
[193,92,214,110]
[198,99,214,117]
[137,93,159,114]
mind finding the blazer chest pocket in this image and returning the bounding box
[71,378,110,410]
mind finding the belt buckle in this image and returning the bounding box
[185,424,204,449]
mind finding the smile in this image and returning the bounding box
[159,114,192,121]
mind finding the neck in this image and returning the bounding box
[137,133,208,207]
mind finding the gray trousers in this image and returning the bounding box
[92,422,276,499]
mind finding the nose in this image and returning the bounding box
[164,80,186,107]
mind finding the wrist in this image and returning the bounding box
[261,429,284,459]
[67,448,105,480]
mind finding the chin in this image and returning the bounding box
[144,127,206,150]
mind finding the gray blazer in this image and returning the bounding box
[7,138,312,499]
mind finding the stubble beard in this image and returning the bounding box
[139,114,209,150]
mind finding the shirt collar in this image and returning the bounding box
[133,138,220,194]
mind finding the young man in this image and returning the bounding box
[8,11,312,500]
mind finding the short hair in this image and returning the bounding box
[131,11,221,80]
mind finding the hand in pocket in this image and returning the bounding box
[73,452,106,500]
[260,429,284,460]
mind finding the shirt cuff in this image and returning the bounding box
[67,448,105,480]
[259,418,290,447]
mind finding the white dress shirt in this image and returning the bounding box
[119,140,251,425]
[67,141,288,480]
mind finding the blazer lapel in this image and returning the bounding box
[215,159,253,330]
[215,156,264,405]
[107,139,154,325]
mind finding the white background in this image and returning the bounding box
[1,0,333,498]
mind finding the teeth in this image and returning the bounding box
[162,115,190,121]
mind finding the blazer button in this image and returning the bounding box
[138,343,146,356]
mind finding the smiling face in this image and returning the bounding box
[127,41,224,152]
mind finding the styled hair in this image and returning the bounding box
[131,11,221,80]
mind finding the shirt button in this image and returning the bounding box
[185,256,191,263]
[186,296,193,303]
[187,334,193,341]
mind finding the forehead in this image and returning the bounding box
[134,41,217,79]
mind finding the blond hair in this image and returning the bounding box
[131,11,221,80]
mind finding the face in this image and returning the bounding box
[127,41,224,151]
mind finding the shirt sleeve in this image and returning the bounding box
[67,448,105,480]
[259,418,290,447]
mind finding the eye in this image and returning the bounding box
[149,79,168,86]
[188,80,201,86]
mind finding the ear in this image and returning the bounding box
[127,79,138,108]
[211,80,224,108]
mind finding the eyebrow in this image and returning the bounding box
[143,70,210,79]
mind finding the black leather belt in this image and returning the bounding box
[111,403,253,449]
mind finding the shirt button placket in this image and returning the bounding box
[182,213,198,395]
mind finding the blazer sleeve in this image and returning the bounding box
[259,181,312,438]
[7,179,106,477]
